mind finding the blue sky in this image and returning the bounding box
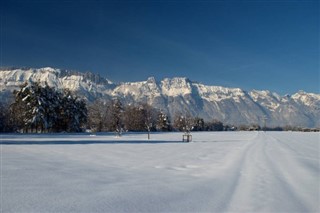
[1,0,319,94]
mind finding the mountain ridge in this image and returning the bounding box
[0,67,319,128]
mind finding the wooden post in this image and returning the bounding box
[183,133,192,142]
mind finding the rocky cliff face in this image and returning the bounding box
[1,67,319,127]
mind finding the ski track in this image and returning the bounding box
[1,132,319,212]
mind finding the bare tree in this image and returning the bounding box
[123,104,145,131]
[88,100,108,132]
[107,98,124,137]
[140,103,158,139]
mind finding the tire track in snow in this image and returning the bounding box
[225,132,315,212]
[150,132,261,212]
[268,133,319,162]
[264,133,319,212]
[268,133,319,177]
[225,132,276,212]
[195,132,261,212]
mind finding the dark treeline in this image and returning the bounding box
[1,82,318,133]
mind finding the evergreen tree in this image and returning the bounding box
[0,102,12,132]
[205,119,224,131]
[10,83,29,132]
[11,82,42,132]
[10,82,87,133]
[193,117,205,131]
[59,90,87,132]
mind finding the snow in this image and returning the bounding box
[161,77,192,96]
[1,132,319,212]
[113,81,161,100]
[196,84,245,102]
[249,90,281,111]
[292,91,320,107]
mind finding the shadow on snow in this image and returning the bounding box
[0,140,182,145]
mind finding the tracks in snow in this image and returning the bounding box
[2,132,318,212]
[222,132,318,212]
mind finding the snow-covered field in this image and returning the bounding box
[1,132,319,213]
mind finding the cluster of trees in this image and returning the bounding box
[88,100,171,137]
[172,114,230,132]
[281,125,319,132]
[237,124,289,131]
[0,82,87,133]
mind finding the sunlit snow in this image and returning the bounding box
[1,132,319,212]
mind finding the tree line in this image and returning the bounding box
[87,99,234,135]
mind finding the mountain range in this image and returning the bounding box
[0,67,319,128]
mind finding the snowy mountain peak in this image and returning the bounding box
[147,76,157,83]
[0,67,319,127]
[169,77,191,83]
[249,90,280,102]
[291,91,320,107]
[40,67,59,73]
[161,77,192,96]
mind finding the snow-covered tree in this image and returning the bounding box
[11,82,45,132]
[173,112,194,133]
[10,82,87,133]
[193,117,205,131]
[156,110,171,131]
[173,114,184,131]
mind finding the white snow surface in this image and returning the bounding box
[1,132,319,213]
